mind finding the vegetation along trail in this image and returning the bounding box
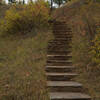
[0,0,100,100]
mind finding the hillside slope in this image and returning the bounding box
[52,1,100,100]
[0,4,53,100]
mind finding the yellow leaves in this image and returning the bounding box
[0,0,50,35]
[90,30,100,65]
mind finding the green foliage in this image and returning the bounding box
[0,1,50,36]
[91,28,100,66]
[96,0,100,2]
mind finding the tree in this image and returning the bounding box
[53,0,69,7]
[50,0,53,11]
[0,0,2,4]
[8,0,16,4]
[23,0,25,4]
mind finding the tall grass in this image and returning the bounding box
[0,30,52,100]
[71,3,100,99]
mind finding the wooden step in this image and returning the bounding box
[47,50,71,53]
[48,46,72,50]
[54,37,72,39]
[47,55,72,60]
[53,38,72,40]
[54,35,73,39]
[47,48,71,51]
[48,43,71,47]
[53,35,72,38]
[47,60,72,66]
[53,33,72,35]
[46,72,78,81]
[53,23,68,26]
[53,30,72,33]
[48,41,71,45]
[47,81,83,92]
[47,51,71,55]
[49,40,71,43]
[54,36,72,39]
[53,27,71,31]
[54,33,72,35]
[54,38,72,41]
[46,66,75,72]
[48,44,72,48]
[49,92,91,100]
[48,44,71,47]
[53,22,67,25]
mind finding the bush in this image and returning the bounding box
[0,1,50,36]
[91,28,100,67]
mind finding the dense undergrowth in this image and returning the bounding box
[72,2,100,100]
[52,1,100,100]
[0,1,50,36]
[0,1,52,100]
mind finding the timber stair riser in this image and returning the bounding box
[47,81,83,93]
[49,40,72,42]
[47,52,71,55]
[53,36,72,38]
[54,35,72,37]
[53,27,71,29]
[47,56,72,60]
[46,67,75,73]
[47,48,72,51]
[47,50,71,53]
[53,38,72,41]
[53,36,72,39]
[54,32,73,36]
[48,87,83,92]
[47,50,71,52]
[53,31,72,33]
[47,46,72,50]
[47,62,72,66]
[47,76,77,81]
[46,73,77,81]
[48,44,72,47]
[48,42,71,45]
[48,43,72,46]
[53,27,71,30]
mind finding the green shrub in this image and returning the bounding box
[0,1,50,36]
[91,28,100,67]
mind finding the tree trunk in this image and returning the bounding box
[23,0,25,4]
[58,0,61,7]
[50,0,53,11]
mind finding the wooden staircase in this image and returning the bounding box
[46,21,91,100]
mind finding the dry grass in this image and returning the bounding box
[0,30,52,100]
[0,5,9,19]
[52,1,100,100]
